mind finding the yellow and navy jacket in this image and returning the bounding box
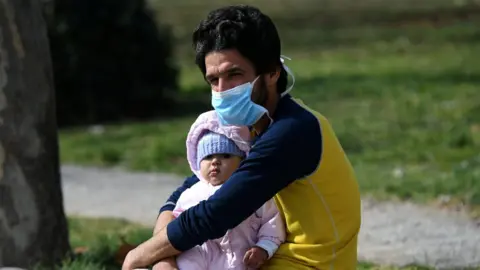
[161,95,362,269]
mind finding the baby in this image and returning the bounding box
[172,110,286,269]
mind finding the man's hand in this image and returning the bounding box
[122,247,149,270]
[243,246,268,268]
[121,230,181,270]
[152,257,179,270]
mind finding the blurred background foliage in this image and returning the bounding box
[41,0,480,211]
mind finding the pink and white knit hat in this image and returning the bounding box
[186,110,251,181]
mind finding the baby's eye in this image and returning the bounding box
[222,154,232,159]
[204,155,214,160]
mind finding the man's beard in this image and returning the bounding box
[251,77,268,107]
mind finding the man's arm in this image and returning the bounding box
[154,174,199,235]
[167,114,323,251]
[123,176,200,269]
[151,174,199,269]
[158,174,200,214]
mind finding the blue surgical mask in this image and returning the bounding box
[211,56,296,127]
[211,76,268,126]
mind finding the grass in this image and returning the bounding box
[58,216,435,270]
[59,12,480,211]
[148,0,480,62]
[51,217,151,270]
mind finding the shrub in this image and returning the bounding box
[45,0,179,127]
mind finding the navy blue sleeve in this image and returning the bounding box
[166,114,323,251]
[159,174,199,213]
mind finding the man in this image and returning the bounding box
[123,5,361,270]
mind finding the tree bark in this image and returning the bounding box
[0,0,71,268]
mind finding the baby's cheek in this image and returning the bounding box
[199,168,210,181]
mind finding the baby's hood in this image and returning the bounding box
[186,110,251,181]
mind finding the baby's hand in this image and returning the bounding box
[243,246,268,268]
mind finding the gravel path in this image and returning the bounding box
[61,165,480,269]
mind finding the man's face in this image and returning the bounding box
[204,49,268,106]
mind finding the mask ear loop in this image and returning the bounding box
[255,55,293,130]
[280,55,296,97]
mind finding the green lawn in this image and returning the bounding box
[60,16,480,211]
[48,217,151,270]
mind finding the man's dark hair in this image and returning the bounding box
[192,5,288,94]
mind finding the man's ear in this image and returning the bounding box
[264,65,281,87]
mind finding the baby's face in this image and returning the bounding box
[199,154,242,186]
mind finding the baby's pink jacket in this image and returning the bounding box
[173,110,286,269]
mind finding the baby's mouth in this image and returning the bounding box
[209,168,220,176]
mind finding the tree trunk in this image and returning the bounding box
[0,0,71,268]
